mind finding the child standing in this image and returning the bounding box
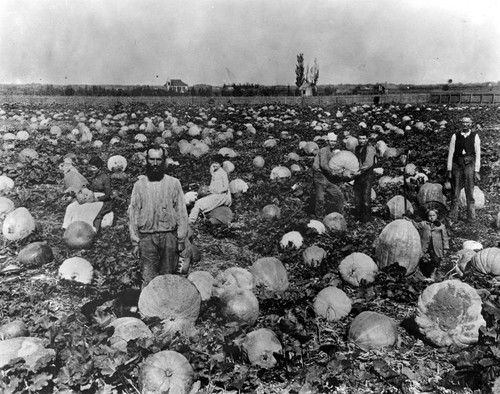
[406,209,450,280]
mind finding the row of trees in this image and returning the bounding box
[295,53,320,95]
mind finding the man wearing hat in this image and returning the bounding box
[312,132,345,218]
[353,130,377,222]
[446,116,481,222]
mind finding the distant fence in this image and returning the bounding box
[1,92,499,108]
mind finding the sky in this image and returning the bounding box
[0,0,499,86]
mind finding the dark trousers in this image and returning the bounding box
[353,172,373,222]
[451,157,475,215]
[93,201,113,231]
[139,232,178,287]
[314,172,344,218]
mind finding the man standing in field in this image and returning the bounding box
[446,116,481,223]
[129,146,189,286]
[312,132,345,218]
[353,130,377,222]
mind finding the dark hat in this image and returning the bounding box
[212,154,225,165]
[88,156,105,168]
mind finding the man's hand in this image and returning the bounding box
[177,241,185,252]
[446,170,452,180]
[132,245,140,258]
[475,172,481,182]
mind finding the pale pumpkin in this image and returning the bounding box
[253,156,265,168]
[314,286,352,321]
[339,253,378,287]
[212,267,255,298]
[242,328,283,369]
[250,257,289,293]
[58,257,94,284]
[323,212,347,232]
[229,179,249,195]
[348,311,398,350]
[0,337,55,369]
[307,219,326,235]
[374,219,422,275]
[138,275,201,333]
[261,204,281,219]
[187,270,215,301]
[270,165,292,180]
[2,207,36,241]
[0,320,29,340]
[303,245,327,267]
[471,247,500,276]
[280,231,303,249]
[458,186,485,209]
[302,141,319,155]
[139,350,194,394]
[108,317,153,352]
[0,196,15,219]
[218,288,259,326]
[386,195,414,219]
[328,150,360,179]
[415,279,485,347]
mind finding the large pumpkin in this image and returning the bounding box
[471,247,500,276]
[314,286,352,321]
[63,220,96,249]
[250,257,289,293]
[328,150,359,179]
[108,317,153,352]
[417,183,447,210]
[0,196,15,219]
[348,311,398,351]
[242,328,283,369]
[386,195,414,219]
[138,275,201,335]
[458,186,485,209]
[2,207,36,241]
[280,231,303,249]
[218,288,259,326]
[374,219,422,275]
[58,257,94,284]
[139,350,194,394]
[415,280,485,347]
[323,212,347,232]
[212,267,255,298]
[339,253,378,287]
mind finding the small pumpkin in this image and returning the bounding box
[280,231,303,249]
[314,286,352,321]
[303,245,327,267]
[270,166,292,180]
[323,212,347,232]
[250,257,289,293]
[307,219,326,235]
[0,337,55,369]
[261,204,281,219]
[253,156,265,168]
[415,279,485,347]
[17,242,54,268]
[374,219,422,275]
[187,270,214,301]
[302,141,319,156]
[58,257,94,284]
[107,155,127,172]
[348,311,398,350]
[139,350,194,394]
[242,328,283,369]
[0,320,29,340]
[108,317,153,352]
[471,247,500,276]
[458,186,485,209]
[212,267,255,298]
[339,253,378,287]
[63,220,96,250]
[218,288,259,326]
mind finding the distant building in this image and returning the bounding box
[299,81,314,97]
[165,79,189,93]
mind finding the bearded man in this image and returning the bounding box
[129,146,189,286]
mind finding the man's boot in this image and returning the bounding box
[467,204,476,223]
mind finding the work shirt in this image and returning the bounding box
[89,170,111,202]
[209,167,230,195]
[313,146,338,174]
[129,175,188,246]
[447,131,481,172]
[355,144,377,173]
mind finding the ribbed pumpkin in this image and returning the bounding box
[303,245,327,267]
[348,311,398,350]
[212,267,255,298]
[386,195,414,219]
[303,141,319,155]
[107,155,128,172]
[0,196,15,219]
[339,253,378,287]
[0,320,29,340]
[307,219,326,235]
[138,275,201,334]
[314,287,352,321]
[58,257,94,284]
[218,288,259,326]
[253,156,265,168]
[374,219,422,275]
[323,212,347,232]
[270,166,292,180]
[0,337,55,369]
[415,280,485,347]
[471,247,500,276]
[242,328,283,369]
[250,257,289,293]
[280,231,303,249]
[328,150,360,179]
[108,317,153,352]
[17,242,54,268]
[139,350,194,394]
[261,204,281,219]
[451,248,477,276]
[187,270,214,301]
[63,220,96,249]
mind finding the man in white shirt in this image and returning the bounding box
[446,117,481,223]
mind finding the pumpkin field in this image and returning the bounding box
[1,100,500,394]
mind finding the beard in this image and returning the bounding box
[146,163,165,182]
